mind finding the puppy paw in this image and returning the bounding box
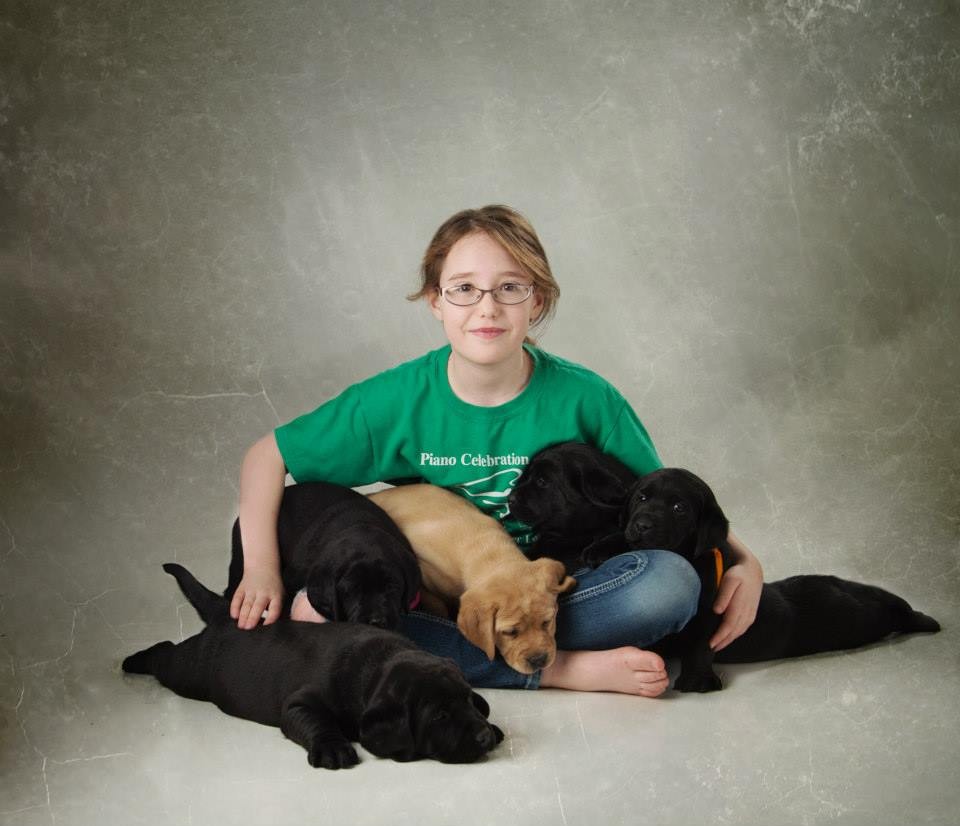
[308,740,359,770]
[674,670,723,693]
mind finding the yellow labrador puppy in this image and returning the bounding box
[369,484,575,674]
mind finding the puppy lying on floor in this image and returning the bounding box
[124,563,503,768]
[369,484,576,675]
[510,442,941,692]
[225,482,421,629]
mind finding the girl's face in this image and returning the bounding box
[430,232,544,370]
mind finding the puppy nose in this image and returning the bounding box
[476,728,496,749]
[477,724,504,749]
[526,652,549,670]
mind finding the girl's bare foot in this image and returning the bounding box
[289,589,327,623]
[539,647,669,697]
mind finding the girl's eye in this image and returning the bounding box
[499,282,523,293]
[448,284,475,294]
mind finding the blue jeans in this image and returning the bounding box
[397,550,700,689]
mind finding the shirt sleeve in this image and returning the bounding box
[597,395,663,477]
[273,383,379,486]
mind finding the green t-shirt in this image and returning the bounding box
[274,344,662,550]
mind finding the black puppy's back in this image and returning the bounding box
[225,481,420,627]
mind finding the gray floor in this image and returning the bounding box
[2,2,959,824]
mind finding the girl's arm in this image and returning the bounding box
[230,432,287,629]
[709,530,763,651]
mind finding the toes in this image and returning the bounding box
[623,647,665,673]
[639,676,670,698]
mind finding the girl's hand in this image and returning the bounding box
[709,543,763,651]
[230,569,284,630]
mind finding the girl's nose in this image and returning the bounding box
[476,291,500,314]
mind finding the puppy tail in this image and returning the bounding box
[162,562,230,625]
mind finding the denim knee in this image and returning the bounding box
[555,550,701,651]
[397,611,539,690]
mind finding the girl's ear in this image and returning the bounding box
[529,288,545,323]
[429,289,444,321]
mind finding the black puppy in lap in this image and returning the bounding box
[124,563,503,767]
[509,442,635,573]
[510,442,940,693]
[225,482,421,629]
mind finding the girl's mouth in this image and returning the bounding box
[470,328,505,339]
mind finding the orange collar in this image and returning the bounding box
[711,548,724,589]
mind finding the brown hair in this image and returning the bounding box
[408,205,560,340]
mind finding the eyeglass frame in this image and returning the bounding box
[436,282,537,307]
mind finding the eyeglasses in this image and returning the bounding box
[438,282,535,306]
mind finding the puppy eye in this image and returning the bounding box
[501,628,519,638]
[672,502,686,514]
[541,620,551,630]
[535,476,548,488]
[635,493,648,502]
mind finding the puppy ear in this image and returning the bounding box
[456,590,498,661]
[305,566,340,620]
[359,700,413,758]
[578,463,628,508]
[685,470,729,556]
[470,691,490,718]
[535,558,577,594]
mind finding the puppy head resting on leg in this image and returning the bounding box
[623,468,729,561]
[456,558,576,674]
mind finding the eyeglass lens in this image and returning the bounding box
[443,284,533,306]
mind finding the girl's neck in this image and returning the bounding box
[446,347,532,407]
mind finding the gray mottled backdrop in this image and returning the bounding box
[2,1,958,824]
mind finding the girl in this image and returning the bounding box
[230,205,763,697]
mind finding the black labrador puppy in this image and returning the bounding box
[124,563,503,768]
[225,482,421,629]
[624,467,940,691]
[510,442,941,692]
[509,442,635,573]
